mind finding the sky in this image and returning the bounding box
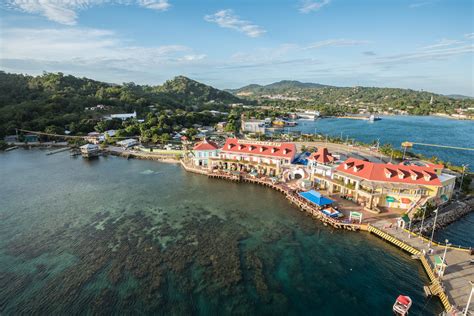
[0,0,473,95]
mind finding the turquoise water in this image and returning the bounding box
[292,116,474,166]
[0,150,444,314]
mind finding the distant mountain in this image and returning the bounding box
[445,94,473,100]
[157,76,243,106]
[227,80,331,95]
[226,79,474,116]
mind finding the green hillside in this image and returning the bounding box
[0,72,245,138]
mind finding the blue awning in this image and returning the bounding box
[299,190,333,206]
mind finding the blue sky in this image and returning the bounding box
[0,0,473,95]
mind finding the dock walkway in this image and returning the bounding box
[180,160,472,315]
[371,220,473,314]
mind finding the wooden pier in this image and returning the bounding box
[193,165,363,231]
[180,160,469,315]
[366,224,471,314]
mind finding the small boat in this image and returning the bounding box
[368,114,381,122]
[393,295,412,315]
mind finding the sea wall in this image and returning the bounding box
[414,197,474,234]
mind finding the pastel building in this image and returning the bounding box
[328,158,456,212]
[192,139,219,168]
[210,138,296,176]
[307,147,339,189]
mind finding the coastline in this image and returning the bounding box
[178,158,470,314]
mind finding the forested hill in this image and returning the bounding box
[228,80,474,115]
[0,71,244,138]
[227,80,330,94]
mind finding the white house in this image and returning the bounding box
[192,138,219,168]
[117,138,138,149]
[108,111,137,121]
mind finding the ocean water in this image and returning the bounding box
[292,116,474,166]
[0,149,445,314]
[435,212,474,247]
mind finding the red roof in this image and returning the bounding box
[309,147,336,164]
[336,158,442,186]
[193,139,218,151]
[220,138,296,159]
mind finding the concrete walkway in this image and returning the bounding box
[373,219,473,314]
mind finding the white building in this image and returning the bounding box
[308,147,339,189]
[241,119,266,134]
[108,111,137,121]
[192,139,220,168]
[117,138,138,149]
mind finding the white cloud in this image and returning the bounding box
[304,39,370,49]
[421,39,463,50]
[299,0,331,13]
[137,0,170,11]
[373,37,473,65]
[465,33,474,40]
[4,0,170,25]
[409,1,432,9]
[0,26,205,76]
[204,9,266,38]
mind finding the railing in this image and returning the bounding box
[402,229,473,252]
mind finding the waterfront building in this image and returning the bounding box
[117,138,138,149]
[4,135,18,143]
[80,143,99,158]
[210,138,296,176]
[307,147,339,189]
[192,138,219,168]
[327,158,456,213]
[24,134,39,143]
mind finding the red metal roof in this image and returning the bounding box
[308,147,336,164]
[336,157,442,186]
[220,138,296,159]
[193,139,219,151]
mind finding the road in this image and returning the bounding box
[294,141,390,163]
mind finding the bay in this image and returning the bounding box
[291,115,474,167]
[0,150,444,314]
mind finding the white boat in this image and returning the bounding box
[393,295,412,315]
[368,114,381,122]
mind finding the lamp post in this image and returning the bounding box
[439,239,451,279]
[419,205,427,240]
[429,209,439,248]
[459,164,468,193]
[464,281,474,316]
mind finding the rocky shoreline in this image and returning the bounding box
[413,196,474,235]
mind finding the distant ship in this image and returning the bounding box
[368,114,381,122]
[297,111,320,120]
